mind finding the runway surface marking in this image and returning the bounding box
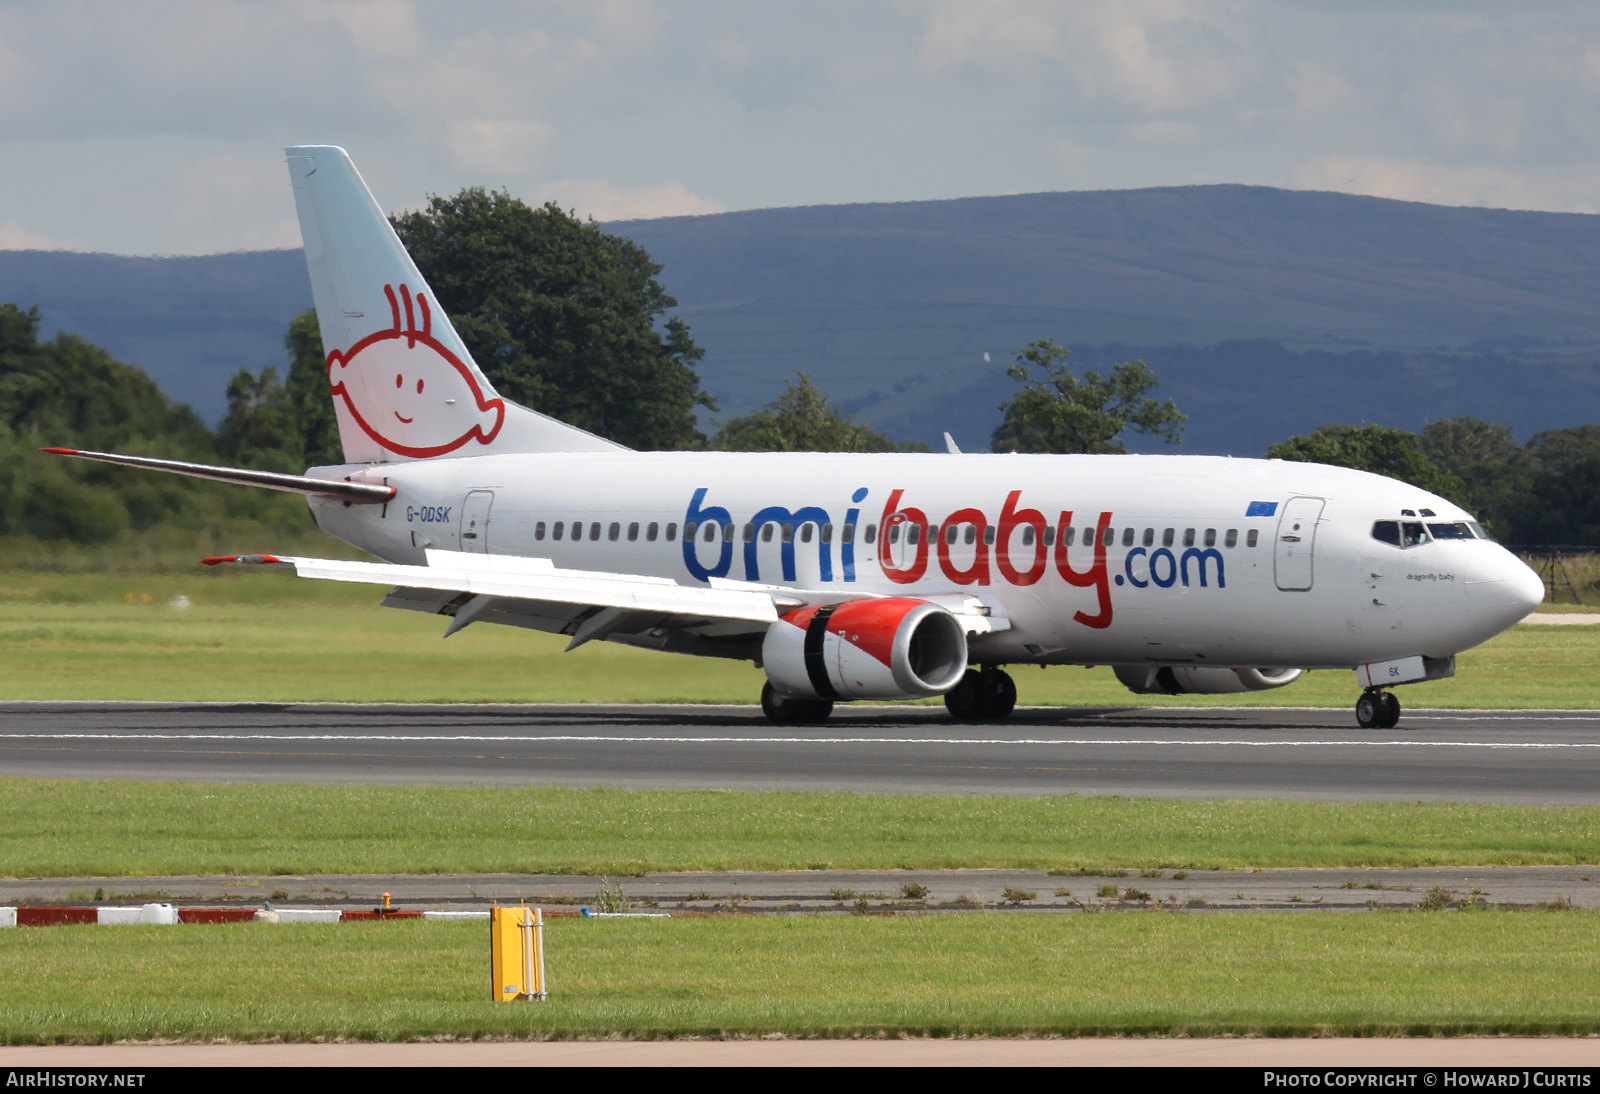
[4,731,1600,748]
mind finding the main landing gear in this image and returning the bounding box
[761,682,833,724]
[1355,688,1401,729]
[944,667,1017,722]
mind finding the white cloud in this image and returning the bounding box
[158,153,302,254]
[0,221,82,251]
[1285,155,1599,213]
[532,178,726,221]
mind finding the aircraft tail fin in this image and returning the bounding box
[284,145,625,463]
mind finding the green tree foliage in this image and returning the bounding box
[1419,417,1530,538]
[391,189,712,450]
[1265,423,1467,503]
[991,339,1185,454]
[711,373,929,453]
[1515,426,1600,545]
[216,309,341,470]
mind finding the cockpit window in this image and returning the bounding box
[1402,521,1429,547]
[1427,522,1474,540]
[1371,520,1401,547]
[1468,521,1490,540]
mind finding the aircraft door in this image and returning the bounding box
[1274,496,1325,591]
[460,490,494,554]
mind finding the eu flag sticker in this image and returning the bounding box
[1246,501,1278,517]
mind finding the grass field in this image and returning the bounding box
[0,567,1595,706]
[2,913,1598,1041]
[7,778,1600,876]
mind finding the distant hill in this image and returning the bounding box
[0,250,311,425]
[3,184,1599,454]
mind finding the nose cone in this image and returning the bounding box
[1464,549,1546,638]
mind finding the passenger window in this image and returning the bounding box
[1204,528,1216,547]
[1370,521,1401,547]
[1402,521,1428,547]
[1062,526,1076,546]
[842,523,854,543]
[703,523,717,542]
[1162,528,1175,547]
[888,524,900,545]
[647,522,659,542]
[1224,529,1237,548]
[684,521,698,541]
[945,525,957,545]
[608,522,620,541]
[864,523,876,544]
[1021,526,1035,546]
[627,522,639,542]
[762,523,774,542]
[1247,529,1258,547]
[743,523,755,542]
[908,525,922,545]
[590,522,602,541]
[534,521,546,541]
[1427,522,1473,540]
[782,523,795,543]
[964,525,976,546]
[1101,527,1115,547]
[983,526,995,546]
[800,524,814,543]
[1142,528,1154,547]
[1043,526,1055,545]
[553,521,564,541]
[666,523,677,542]
[1183,528,1196,547]
[821,523,833,544]
[723,523,735,541]
[1122,527,1135,547]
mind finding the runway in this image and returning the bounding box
[2,701,1599,803]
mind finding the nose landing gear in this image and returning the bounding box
[944,667,1018,722]
[1355,688,1401,729]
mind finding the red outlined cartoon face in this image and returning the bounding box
[327,284,505,458]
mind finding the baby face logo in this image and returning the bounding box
[327,284,505,458]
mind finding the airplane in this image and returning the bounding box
[46,145,1547,730]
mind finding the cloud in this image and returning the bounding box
[0,221,82,251]
[532,178,726,221]
[1285,155,1599,213]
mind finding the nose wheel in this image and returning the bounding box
[761,682,833,724]
[945,667,1018,722]
[1355,689,1400,729]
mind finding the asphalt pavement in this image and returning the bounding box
[1,700,1598,803]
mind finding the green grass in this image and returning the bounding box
[7,779,1600,876]
[0,567,1595,706]
[3,913,1598,1041]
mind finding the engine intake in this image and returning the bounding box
[1114,665,1304,695]
[762,598,969,701]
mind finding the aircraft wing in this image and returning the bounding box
[206,548,785,655]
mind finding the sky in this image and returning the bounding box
[2,0,1599,255]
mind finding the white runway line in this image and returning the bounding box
[4,732,1600,749]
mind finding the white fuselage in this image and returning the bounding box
[306,450,1545,671]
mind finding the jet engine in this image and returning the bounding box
[1113,665,1304,695]
[762,598,969,701]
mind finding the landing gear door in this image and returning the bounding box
[460,490,494,555]
[1274,496,1325,591]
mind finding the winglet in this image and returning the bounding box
[943,432,962,454]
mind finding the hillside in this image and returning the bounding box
[2,184,1599,454]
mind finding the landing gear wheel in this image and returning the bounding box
[760,683,833,724]
[944,667,1017,722]
[980,668,1017,720]
[1377,691,1401,729]
[1355,691,1381,729]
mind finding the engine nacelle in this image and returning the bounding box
[1113,665,1304,695]
[762,598,969,701]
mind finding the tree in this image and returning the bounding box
[711,373,929,452]
[991,339,1185,454]
[1419,417,1529,538]
[216,309,342,471]
[1265,424,1466,502]
[391,188,713,450]
[1512,426,1600,545]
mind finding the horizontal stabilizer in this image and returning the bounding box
[40,448,395,503]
